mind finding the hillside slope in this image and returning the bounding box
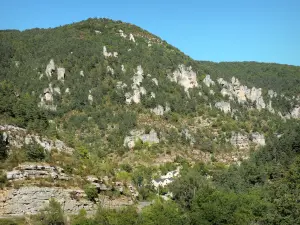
[0,18,300,222]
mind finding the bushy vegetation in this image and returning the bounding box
[1,18,300,225]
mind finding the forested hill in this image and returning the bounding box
[0,18,300,224]
[198,61,300,96]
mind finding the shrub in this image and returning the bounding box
[32,198,65,225]
[84,185,98,202]
[24,143,46,161]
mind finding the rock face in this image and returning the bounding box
[230,133,249,149]
[203,75,215,87]
[125,65,146,104]
[45,59,55,78]
[151,104,170,116]
[291,106,300,119]
[6,163,69,181]
[124,129,159,148]
[106,66,114,75]
[251,132,266,146]
[129,33,135,42]
[168,65,198,93]
[38,84,58,111]
[215,101,231,114]
[0,187,96,216]
[0,125,74,154]
[103,46,118,58]
[230,132,266,149]
[57,68,65,81]
[217,77,268,110]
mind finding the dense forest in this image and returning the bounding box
[0,18,300,225]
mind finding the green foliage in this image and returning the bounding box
[24,143,46,161]
[84,184,98,202]
[32,198,65,225]
[141,200,186,225]
[94,207,139,225]
[0,219,18,225]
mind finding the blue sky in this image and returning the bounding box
[1,0,300,66]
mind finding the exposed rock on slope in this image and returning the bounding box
[45,59,55,78]
[168,64,198,93]
[230,132,265,149]
[124,129,159,148]
[0,125,74,154]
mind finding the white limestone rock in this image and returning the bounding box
[116,81,127,90]
[230,133,249,149]
[57,68,65,82]
[215,101,231,114]
[80,70,84,77]
[107,66,114,75]
[103,46,118,58]
[129,33,135,42]
[169,64,198,92]
[268,90,277,98]
[291,106,300,119]
[119,29,127,38]
[45,59,55,78]
[152,78,158,86]
[251,133,266,146]
[88,90,93,104]
[203,75,215,87]
[121,65,126,72]
[124,129,159,148]
[125,65,146,104]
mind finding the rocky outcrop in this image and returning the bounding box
[217,77,266,110]
[119,30,127,38]
[268,90,277,98]
[107,66,114,75]
[0,125,74,154]
[230,132,266,149]
[203,75,215,87]
[291,106,300,119]
[80,70,84,77]
[129,33,135,42]
[215,101,231,114]
[168,65,198,93]
[230,133,249,149]
[88,90,93,104]
[86,176,111,191]
[125,65,146,104]
[124,129,159,148]
[57,68,65,82]
[45,59,55,78]
[151,104,170,116]
[103,46,118,58]
[0,187,96,216]
[6,163,69,181]
[38,84,58,111]
[152,78,158,86]
[251,133,266,146]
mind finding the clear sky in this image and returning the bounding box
[1,0,300,66]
